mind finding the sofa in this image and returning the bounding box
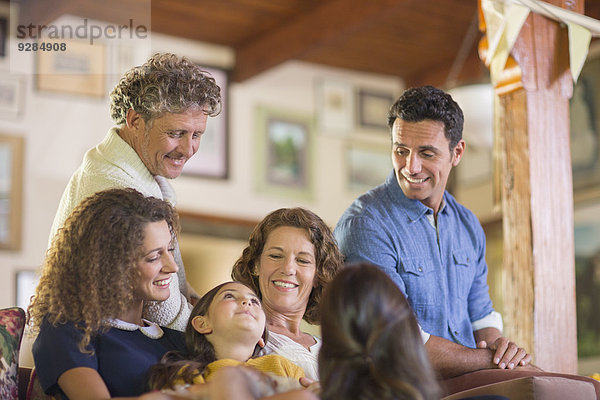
[441,368,600,399]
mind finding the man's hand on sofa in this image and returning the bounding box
[476,336,532,370]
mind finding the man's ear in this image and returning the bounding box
[451,139,466,167]
[125,108,144,131]
[191,315,213,334]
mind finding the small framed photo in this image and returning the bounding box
[182,66,229,179]
[346,142,391,193]
[0,76,24,117]
[0,0,10,62]
[0,134,24,250]
[357,89,394,130]
[15,269,40,310]
[0,1,18,68]
[255,106,313,200]
[315,79,353,134]
[0,14,7,59]
[36,39,106,98]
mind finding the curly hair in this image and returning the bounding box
[387,85,464,150]
[27,188,179,353]
[231,208,344,325]
[110,53,222,125]
[319,263,441,400]
[147,281,267,390]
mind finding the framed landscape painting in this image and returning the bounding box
[255,106,313,200]
[0,134,23,250]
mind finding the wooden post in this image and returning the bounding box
[479,0,580,373]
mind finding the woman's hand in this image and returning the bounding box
[299,377,320,395]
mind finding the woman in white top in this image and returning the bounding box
[231,208,344,381]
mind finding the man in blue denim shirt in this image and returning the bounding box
[334,86,532,378]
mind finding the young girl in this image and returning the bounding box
[148,281,305,393]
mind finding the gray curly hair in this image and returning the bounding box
[110,53,222,125]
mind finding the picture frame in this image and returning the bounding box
[182,66,229,179]
[0,1,12,64]
[0,134,24,250]
[315,78,353,134]
[571,44,600,203]
[36,38,105,98]
[345,142,391,194]
[357,89,394,130]
[15,269,40,310]
[0,13,7,59]
[0,76,24,117]
[255,106,313,200]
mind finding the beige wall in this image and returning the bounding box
[0,26,403,309]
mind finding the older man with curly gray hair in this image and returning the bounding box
[49,53,222,331]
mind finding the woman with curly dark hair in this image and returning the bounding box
[28,188,186,399]
[231,208,344,381]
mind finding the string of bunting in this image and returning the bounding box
[481,0,600,83]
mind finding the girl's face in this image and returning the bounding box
[194,282,266,343]
[258,226,317,319]
[134,220,178,302]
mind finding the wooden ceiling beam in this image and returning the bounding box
[405,50,489,89]
[232,0,413,82]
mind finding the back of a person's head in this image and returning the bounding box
[319,263,441,400]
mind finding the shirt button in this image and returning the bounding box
[454,331,459,335]
[418,267,423,272]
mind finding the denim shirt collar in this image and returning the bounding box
[384,170,447,223]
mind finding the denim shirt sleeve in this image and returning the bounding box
[334,214,407,296]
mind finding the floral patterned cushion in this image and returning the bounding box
[0,307,26,400]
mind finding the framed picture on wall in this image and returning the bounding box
[0,134,24,250]
[182,66,229,179]
[0,76,24,118]
[0,14,7,59]
[345,142,391,194]
[357,89,394,130]
[0,1,11,63]
[36,39,105,97]
[255,106,313,200]
[315,78,353,135]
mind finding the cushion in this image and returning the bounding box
[441,368,600,400]
[442,375,597,400]
[0,307,27,400]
